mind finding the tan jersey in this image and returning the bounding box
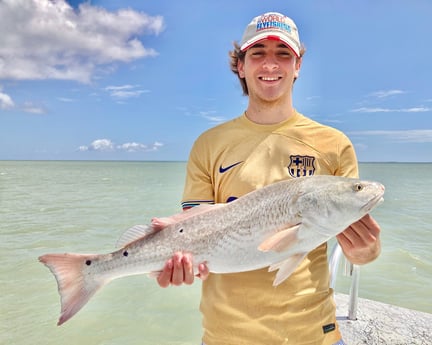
[182,111,358,345]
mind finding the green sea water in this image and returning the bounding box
[1,161,431,345]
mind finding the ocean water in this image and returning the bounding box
[1,161,431,345]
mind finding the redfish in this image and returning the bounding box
[39,175,384,325]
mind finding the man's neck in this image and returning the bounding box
[245,101,295,125]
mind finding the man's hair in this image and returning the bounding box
[229,42,306,96]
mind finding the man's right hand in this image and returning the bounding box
[156,252,209,288]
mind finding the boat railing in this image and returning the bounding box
[329,242,360,321]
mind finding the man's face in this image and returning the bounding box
[237,39,301,103]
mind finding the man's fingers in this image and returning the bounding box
[359,214,381,237]
[157,259,174,288]
[155,253,209,287]
[182,253,195,285]
[343,215,380,247]
[171,252,185,286]
[197,262,209,281]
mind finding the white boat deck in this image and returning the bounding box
[330,243,432,344]
[335,293,432,345]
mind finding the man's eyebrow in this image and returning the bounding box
[250,43,265,49]
[249,42,290,49]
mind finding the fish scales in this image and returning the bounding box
[39,175,385,325]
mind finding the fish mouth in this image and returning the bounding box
[362,193,385,213]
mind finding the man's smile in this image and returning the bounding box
[259,76,282,81]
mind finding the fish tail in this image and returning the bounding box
[39,253,106,325]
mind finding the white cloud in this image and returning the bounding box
[351,107,431,113]
[79,139,164,152]
[22,104,46,114]
[105,85,150,100]
[0,90,14,109]
[118,142,148,152]
[368,90,406,98]
[348,130,432,143]
[79,139,115,152]
[0,0,164,83]
[353,142,368,151]
[180,107,226,124]
[118,142,164,152]
[0,86,47,113]
[306,95,320,101]
[196,111,225,124]
[58,97,74,102]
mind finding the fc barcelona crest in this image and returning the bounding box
[288,155,316,178]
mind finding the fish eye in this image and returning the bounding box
[353,183,364,192]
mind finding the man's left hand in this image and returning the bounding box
[336,214,381,265]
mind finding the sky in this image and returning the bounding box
[1,0,431,162]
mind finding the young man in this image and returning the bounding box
[156,12,381,345]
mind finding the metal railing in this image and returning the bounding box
[329,242,360,320]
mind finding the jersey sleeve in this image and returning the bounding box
[181,136,215,209]
[335,132,359,178]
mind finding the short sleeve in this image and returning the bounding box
[181,136,215,209]
[336,133,359,178]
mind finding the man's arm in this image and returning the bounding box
[336,214,381,265]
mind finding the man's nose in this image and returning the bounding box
[262,55,279,70]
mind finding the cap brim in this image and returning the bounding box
[240,33,300,57]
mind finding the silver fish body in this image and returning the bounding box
[39,175,385,325]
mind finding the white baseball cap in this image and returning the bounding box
[240,12,301,57]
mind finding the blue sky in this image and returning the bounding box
[1,0,431,162]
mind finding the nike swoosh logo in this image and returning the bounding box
[219,161,243,173]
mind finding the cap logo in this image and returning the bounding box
[256,14,292,34]
[240,12,300,55]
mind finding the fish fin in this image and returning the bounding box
[150,205,220,230]
[39,253,107,325]
[151,217,175,229]
[162,203,226,223]
[117,204,227,248]
[148,271,163,278]
[270,253,307,286]
[258,224,301,252]
[116,224,160,248]
[268,259,291,272]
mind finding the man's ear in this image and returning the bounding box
[294,58,302,79]
[237,59,245,78]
